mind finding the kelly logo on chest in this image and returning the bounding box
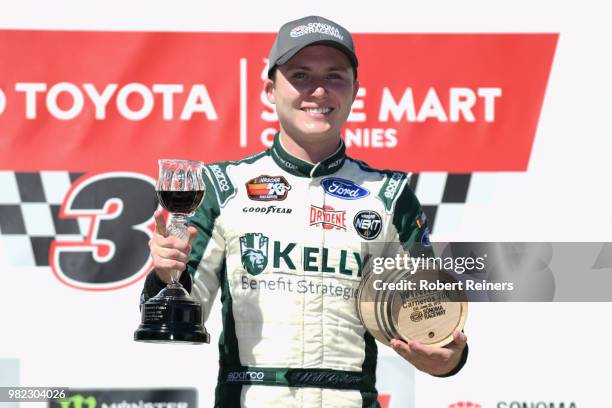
[238,233,365,277]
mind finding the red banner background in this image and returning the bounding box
[0,31,557,174]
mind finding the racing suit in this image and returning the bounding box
[142,133,467,407]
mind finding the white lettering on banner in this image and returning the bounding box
[450,88,476,122]
[12,82,218,121]
[259,57,274,122]
[260,58,277,123]
[0,88,6,115]
[260,128,277,147]
[15,82,46,119]
[240,58,248,147]
[152,84,184,120]
[347,87,366,122]
[46,82,84,120]
[479,87,502,122]
[379,87,416,122]
[83,83,118,119]
[344,128,397,148]
[116,83,154,121]
[378,87,502,123]
[261,58,270,81]
[417,87,447,121]
[180,84,218,120]
[260,90,277,122]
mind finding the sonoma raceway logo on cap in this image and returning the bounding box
[321,177,370,200]
[290,23,344,40]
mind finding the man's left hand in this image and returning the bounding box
[390,330,467,376]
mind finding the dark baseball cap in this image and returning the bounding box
[267,15,358,79]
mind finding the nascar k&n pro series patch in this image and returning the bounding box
[246,175,291,201]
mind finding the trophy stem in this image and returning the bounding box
[168,213,188,284]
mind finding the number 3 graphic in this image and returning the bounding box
[50,172,157,291]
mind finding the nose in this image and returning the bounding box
[310,82,327,98]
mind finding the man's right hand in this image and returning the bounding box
[149,209,198,284]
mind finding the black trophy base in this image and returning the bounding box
[134,284,210,344]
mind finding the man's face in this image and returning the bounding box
[265,45,359,144]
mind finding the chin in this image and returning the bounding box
[300,122,335,135]
[298,128,335,141]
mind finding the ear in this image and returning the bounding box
[351,79,360,103]
[264,78,276,104]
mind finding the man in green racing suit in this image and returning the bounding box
[141,15,468,408]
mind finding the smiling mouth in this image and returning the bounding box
[301,107,333,114]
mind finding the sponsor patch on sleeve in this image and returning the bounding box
[377,172,407,213]
[246,175,291,201]
[420,228,431,247]
[415,211,427,229]
[205,163,236,207]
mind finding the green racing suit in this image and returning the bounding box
[141,133,466,407]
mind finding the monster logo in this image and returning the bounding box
[57,395,97,408]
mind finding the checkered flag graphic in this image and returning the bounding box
[409,172,472,234]
[0,171,87,266]
[0,171,472,267]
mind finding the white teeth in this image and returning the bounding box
[303,108,331,114]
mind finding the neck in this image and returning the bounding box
[278,131,342,163]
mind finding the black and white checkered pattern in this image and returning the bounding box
[409,172,472,234]
[0,171,87,266]
[0,171,472,267]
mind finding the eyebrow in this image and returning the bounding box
[286,65,349,72]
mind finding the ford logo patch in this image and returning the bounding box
[321,177,370,200]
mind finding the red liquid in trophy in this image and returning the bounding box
[157,190,204,214]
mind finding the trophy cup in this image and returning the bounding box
[134,159,210,344]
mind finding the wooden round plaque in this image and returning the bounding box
[357,267,467,348]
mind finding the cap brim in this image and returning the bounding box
[268,39,358,78]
